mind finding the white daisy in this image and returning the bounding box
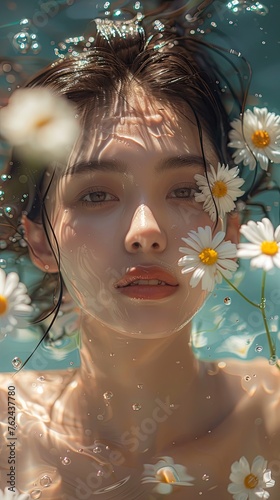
[178,226,238,292]
[0,87,80,163]
[0,488,30,500]
[194,163,245,221]
[228,455,275,499]
[237,218,280,271]
[0,269,33,333]
[228,107,280,171]
[142,456,194,495]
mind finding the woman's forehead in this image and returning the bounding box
[65,91,217,170]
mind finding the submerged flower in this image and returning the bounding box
[0,269,33,333]
[178,226,238,292]
[228,107,280,171]
[228,455,275,499]
[142,456,194,495]
[0,87,80,163]
[0,488,30,500]
[237,218,280,271]
[194,163,245,220]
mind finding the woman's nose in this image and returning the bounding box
[124,204,167,253]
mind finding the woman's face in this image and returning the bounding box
[44,92,221,338]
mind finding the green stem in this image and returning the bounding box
[220,271,280,370]
[260,271,280,370]
[219,272,259,308]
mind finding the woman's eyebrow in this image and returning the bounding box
[63,154,208,177]
[155,155,208,172]
[63,159,127,176]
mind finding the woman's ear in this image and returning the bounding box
[225,211,240,245]
[22,214,59,273]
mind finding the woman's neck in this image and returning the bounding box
[75,314,240,452]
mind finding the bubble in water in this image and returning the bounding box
[97,469,104,477]
[62,457,71,465]
[132,403,142,411]
[40,475,52,487]
[30,490,42,499]
[0,259,7,269]
[92,446,102,454]
[255,345,263,352]
[0,241,6,250]
[137,384,143,389]
[31,41,42,54]
[244,375,251,381]
[12,32,31,54]
[103,391,113,400]
[202,474,210,481]
[12,357,22,370]
[269,355,278,366]
[19,18,31,29]
[224,297,231,305]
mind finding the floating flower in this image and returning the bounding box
[0,269,33,333]
[194,163,245,221]
[237,218,280,271]
[0,87,80,163]
[228,107,280,171]
[228,455,275,499]
[0,488,30,500]
[142,456,194,495]
[178,226,238,292]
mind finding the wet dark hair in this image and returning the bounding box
[0,16,249,362]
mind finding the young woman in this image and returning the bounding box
[0,13,279,500]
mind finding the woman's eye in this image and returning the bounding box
[80,191,117,204]
[168,186,198,199]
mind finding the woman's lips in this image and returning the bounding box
[114,266,178,300]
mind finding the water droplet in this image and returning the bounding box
[137,384,143,389]
[103,391,113,400]
[269,355,278,366]
[40,475,52,487]
[109,352,115,357]
[97,415,104,421]
[202,474,210,481]
[206,395,211,399]
[31,41,42,54]
[30,490,42,499]
[97,469,104,477]
[224,297,231,305]
[4,206,14,219]
[12,31,31,54]
[0,259,7,269]
[132,403,142,411]
[62,456,71,465]
[244,375,251,381]
[92,446,102,454]
[12,357,22,370]
[255,345,263,352]
[37,376,45,382]
[19,18,31,28]
[0,240,7,249]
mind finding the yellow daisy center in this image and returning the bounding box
[244,473,259,489]
[251,129,270,148]
[35,117,52,129]
[261,241,278,256]
[199,248,218,265]
[157,467,177,484]
[0,295,8,315]
[212,180,228,198]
